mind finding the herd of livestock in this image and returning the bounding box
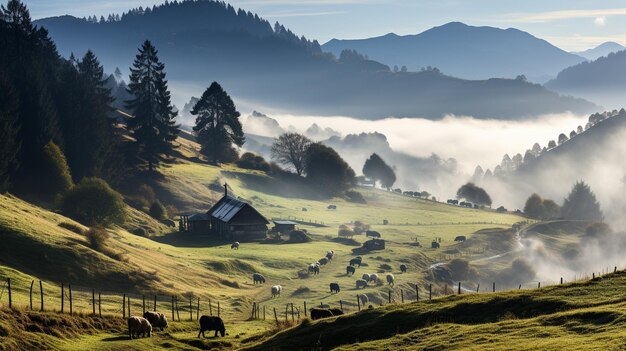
[128,311,226,339]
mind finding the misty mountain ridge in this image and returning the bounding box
[475,109,626,217]
[322,21,585,82]
[545,50,626,108]
[573,41,626,60]
[34,1,596,120]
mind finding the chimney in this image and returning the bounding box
[224,183,228,197]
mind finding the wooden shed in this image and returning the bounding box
[207,186,269,241]
[273,220,297,234]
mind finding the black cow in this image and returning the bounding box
[346,265,356,275]
[310,308,334,320]
[366,230,381,238]
[400,264,407,273]
[197,316,226,338]
[330,283,340,293]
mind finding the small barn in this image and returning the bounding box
[207,186,269,241]
[273,220,297,234]
[188,213,210,234]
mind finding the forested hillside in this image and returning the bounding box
[34,0,596,119]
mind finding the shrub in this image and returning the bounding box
[236,152,271,172]
[85,227,109,251]
[346,190,366,204]
[149,200,168,220]
[58,222,85,234]
[41,141,73,201]
[60,178,126,226]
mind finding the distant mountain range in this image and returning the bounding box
[546,50,626,109]
[34,2,596,119]
[573,41,626,60]
[322,22,585,83]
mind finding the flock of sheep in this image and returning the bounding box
[251,248,408,304]
[127,311,227,340]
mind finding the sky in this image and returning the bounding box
[23,0,626,51]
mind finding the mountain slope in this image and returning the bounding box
[34,3,595,119]
[545,50,626,108]
[574,41,625,60]
[322,22,585,82]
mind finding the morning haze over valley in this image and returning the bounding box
[1,0,626,350]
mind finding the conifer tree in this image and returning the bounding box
[125,40,179,171]
[191,82,244,165]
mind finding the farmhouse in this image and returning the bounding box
[180,184,269,241]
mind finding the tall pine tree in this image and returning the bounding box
[191,82,244,165]
[125,40,179,172]
[0,73,19,191]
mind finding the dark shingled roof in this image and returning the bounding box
[208,196,269,224]
[188,213,210,221]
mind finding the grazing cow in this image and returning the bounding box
[231,242,240,250]
[318,257,329,266]
[302,207,308,212]
[330,283,340,293]
[326,250,335,261]
[346,265,356,275]
[349,258,362,267]
[369,274,379,284]
[431,241,440,249]
[310,308,334,320]
[362,273,371,282]
[143,311,168,331]
[252,273,266,284]
[386,274,395,286]
[128,316,152,339]
[358,294,369,306]
[329,308,343,316]
[327,205,337,210]
[198,315,226,338]
[454,235,466,242]
[308,263,320,275]
[271,285,282,297]
[366,231,381,238]
[356,279,367,289]
[400,264,407,273]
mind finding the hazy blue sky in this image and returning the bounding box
[23,0,626,51]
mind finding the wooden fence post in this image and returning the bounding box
[29,280,34,310]
[291,303,295,322]
[518,284,522,290]
[458,282,461,295]
[538,282,541,289]
[388,289,392,304]
[416,284,419,301]
[273,307,279,325]
[197,297,200,320]
[189,296,193,321]
[492,282,495,292]
[171,296,175,321]
[304,301,307,316]
[209,299,212,316]
[263,305,266,320]
[252,302,256,319]
[127,296,131,317]
[284,304,288,322]
[401,290,404,303]
[560,277,563,285]
[142,295,145,314]
[39,280,44,311]
[69,284,73,316]
[340,300,344,312]
[614,266,618,273]
[92,289,96,315]
[476,284,480,293]
[61,284,64,313]
[592,273,595,279]
[357,295,361,311]
[217,301,220,317]
[98,292,101,317]
[7,278,11,309]
[429,284,432,300]
[122,294,126,318]
[176,296,180,321]
[154,295,157,312]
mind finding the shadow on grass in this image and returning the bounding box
[151,233,230,248]
[102,335,132,342]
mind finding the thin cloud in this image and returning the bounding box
[501,8,626,23]
[262,10,347,18]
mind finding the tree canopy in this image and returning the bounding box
[270,132,311,176]
[523,193,560,220]
[304,143,355,195]
[125,40,180,171]
[456,182,492,206]
[362,153,396,188]
[561,181,603,221]
[191,81,244,165]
